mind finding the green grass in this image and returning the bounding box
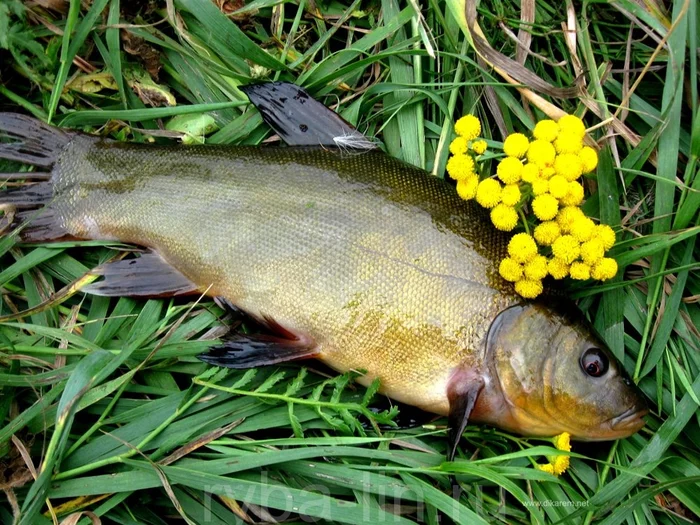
[0,0,698,523]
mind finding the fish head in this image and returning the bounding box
[480,301,647,440]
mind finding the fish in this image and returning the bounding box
[0,82,647,458]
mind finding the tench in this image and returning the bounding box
[0,82,646,458]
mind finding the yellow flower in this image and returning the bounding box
[515,279,543,299]
[551,455,570,476]
[570,261,591,280]
[579,146,598,173]
[570,216,595,242]
[536,431,572,476]
[554,153,584,181]
[531,178,549,196]
[490,204,519,231]
[558,115,586,138]
[534,221,561,246]
[524,255,548,280]
[449,136,469,155]
[547,258,569,279]
[508,233,538,263]
[471,139,488,155]
[455,114,481,140]
[593,224,616,250]
[542,166,556,179]
[499,257,523,282]
[497,157,523,184]
[535,463,555,475]
[548,175,569,199]
[501,184,521,206]
[553,432,571,451]
[446,153,476,180]
[521,163,540,183]
[552,235,581,264]
[503,133,530,158]
[580,238,605,265]
[456,175,479,201]
[560,181,585,206]
[556,206,585,233]
[591,257,618,280]
[554,131,583,155]
[475,178,502,208]
[532,194,559,221]
[533,119,559,142]
[527,140,556,167]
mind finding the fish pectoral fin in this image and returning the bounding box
[83,251,198,297]
[198,334,318,369]
[447,370,485,462]
[241,82,376,149]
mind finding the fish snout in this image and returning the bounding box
[610,401,648,433]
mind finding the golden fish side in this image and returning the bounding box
[0,109,647,446]
[53,136,516,415]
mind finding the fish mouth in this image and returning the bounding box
[610,403,648,432]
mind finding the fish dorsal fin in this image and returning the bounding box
[241,82,375,149]
[83,252,198,297]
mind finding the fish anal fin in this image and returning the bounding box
[241,82,375,149]
[198,332,318,369]
[83,251,199,298]
[447,368,485,462]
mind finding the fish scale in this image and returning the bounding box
[50,136,516,413]
[0,97,647,449]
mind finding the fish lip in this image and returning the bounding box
[610,404,648,430]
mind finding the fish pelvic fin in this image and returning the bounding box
[198,331,318,369]
[0,113,75,242]
[241,82,377,149]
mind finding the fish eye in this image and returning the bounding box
[580,348,609,377]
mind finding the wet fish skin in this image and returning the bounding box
[55,135,516,416]
[0,108,647,442]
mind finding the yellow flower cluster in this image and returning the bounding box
[446,114,619,299]
[446,116,488,202]
[499,213,617,296]
[535,432,571,476]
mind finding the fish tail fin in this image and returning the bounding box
[0,184,71,243]
[0,113,74,242]
[0,113,72,167]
